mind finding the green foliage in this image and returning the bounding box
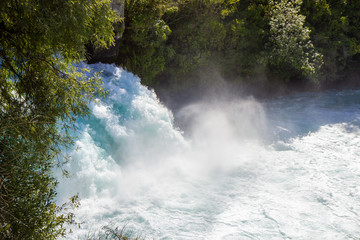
[266,0,323,83]
[118,0,172,85]
[168,0,227,66]
[0,0,118,238]
[116,0,360,93]
[301,0,360,81]
[221,0,270,82]
[161,0,227,88]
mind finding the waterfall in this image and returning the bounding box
[57,63,360,239]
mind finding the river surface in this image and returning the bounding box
[57,63,360,239]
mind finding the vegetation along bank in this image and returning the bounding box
[88,0,360,105]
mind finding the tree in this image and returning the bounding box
[266,0,323,83]
[222,0,270,82]
[301,0,360,81]
[117,0,172,86]
[161,0,227,89]
[0,0,119,238]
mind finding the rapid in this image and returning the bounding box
[57,63,360,239]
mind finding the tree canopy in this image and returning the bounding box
[0,0,119,238]
[114,0,360,95]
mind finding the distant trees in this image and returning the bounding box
[267,0,323,83]
[0,0,118,238]
[118,0,172,85]
[221,0,270,83]
[116,0,360,92]
[167,2,226,73]
[301,0,360,81]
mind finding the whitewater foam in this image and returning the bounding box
[57,64,360,239]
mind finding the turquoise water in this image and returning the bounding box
[57,63,360,239]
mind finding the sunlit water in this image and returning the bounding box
[57,63,360,239]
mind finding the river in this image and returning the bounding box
[57,63,360,239]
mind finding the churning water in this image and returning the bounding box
[57,63,360,239]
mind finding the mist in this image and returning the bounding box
[57,64,360,239]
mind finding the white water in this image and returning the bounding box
[57,63,360,239]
